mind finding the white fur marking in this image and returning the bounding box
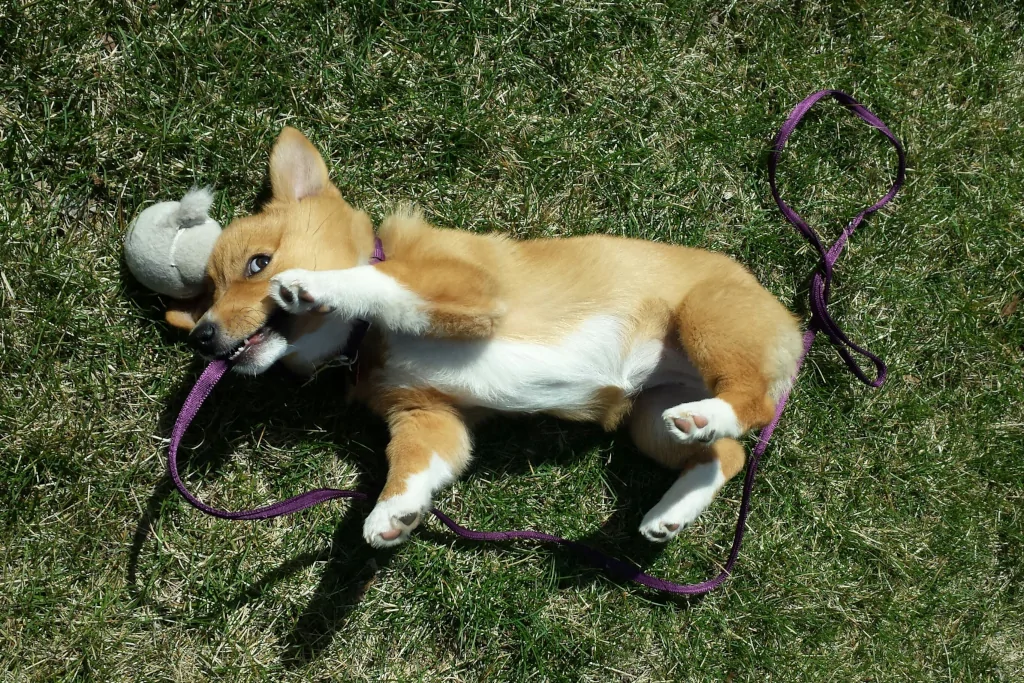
[663,397,741,444]
[363,454,454,548]
[383,316,671,413]
[639,460,726,542]
[230,332,289,376]
[271,266,430,335]
[284,317,355,372]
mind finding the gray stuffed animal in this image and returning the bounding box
[124,187,221,299]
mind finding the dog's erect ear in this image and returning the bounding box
[164,292,211,332]
[269,127,333,202]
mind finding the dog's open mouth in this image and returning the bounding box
[221,327,269,362]
[218,310,289,363]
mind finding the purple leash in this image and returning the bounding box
[167,90,904,594]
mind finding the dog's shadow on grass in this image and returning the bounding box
[126,361,700,669]
[279,417,704,667]
[418,419,706,602]
[124,361,390,607]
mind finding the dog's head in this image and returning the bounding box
[166,127,375,374]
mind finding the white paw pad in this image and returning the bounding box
[663,398,740,445]
[270,269,332,315]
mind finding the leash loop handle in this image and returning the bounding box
[167,91,903,595]
[768,89,905,387]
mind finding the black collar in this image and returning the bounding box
[336,319,370,367]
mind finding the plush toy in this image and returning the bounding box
[124,187,221,299]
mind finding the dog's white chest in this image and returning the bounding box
[382,315,695,413]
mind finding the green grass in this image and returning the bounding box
[2,0,1023,680]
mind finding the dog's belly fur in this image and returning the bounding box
[381,315,708,421]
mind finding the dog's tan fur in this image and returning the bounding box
[169,127,802,546]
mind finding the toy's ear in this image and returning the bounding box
[164,292,211,332]
[269,127,334,202]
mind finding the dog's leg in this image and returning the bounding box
[629,386,746,542]
[270,259,503,339]
[663,278,800,445]
[363,400,472,548]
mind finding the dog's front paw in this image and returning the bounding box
[363,497,428,549]
[270,269,333,315]
[663,398,740,445]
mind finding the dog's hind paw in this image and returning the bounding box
[663,398,741,445]
[639,515,686,543]
[639,460,725,543]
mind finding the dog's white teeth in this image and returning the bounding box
[226,328,266,361]
[227,331,263,361]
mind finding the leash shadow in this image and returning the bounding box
[126,357,215,605]
[417,417,705,607]
[125,362,389,603]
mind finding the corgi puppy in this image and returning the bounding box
[166,127,803,548]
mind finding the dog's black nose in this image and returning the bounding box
[189,320,219,354]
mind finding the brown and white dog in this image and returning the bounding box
[166,128,803,548]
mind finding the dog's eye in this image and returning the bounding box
[246,254,272,277]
